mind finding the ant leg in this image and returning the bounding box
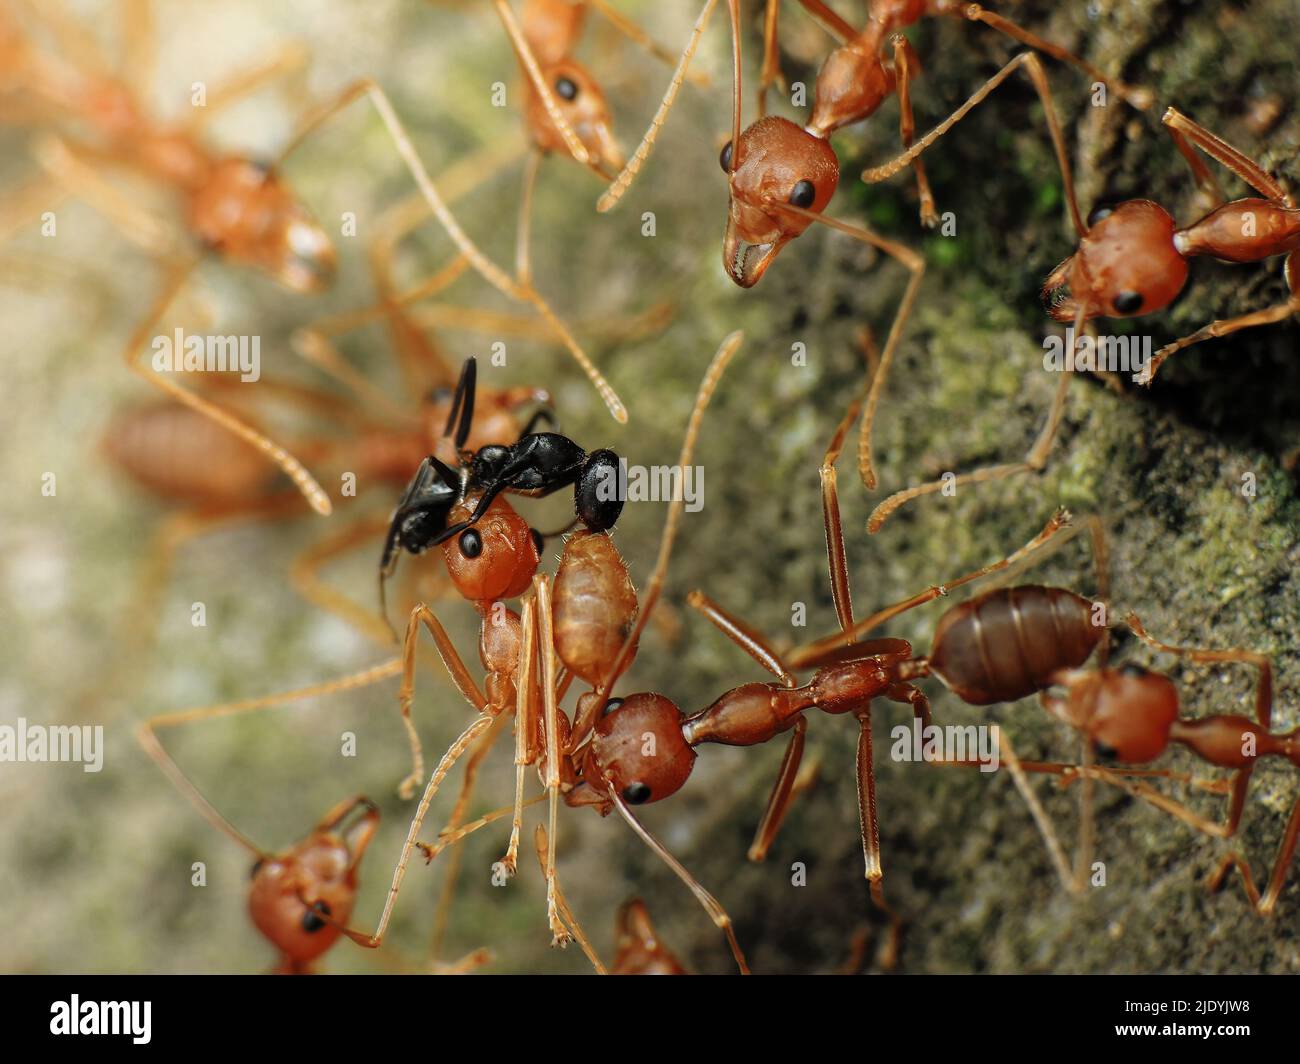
[1125,612,1274,729]
[685,588,807,860]
[343,712,497,950]
[573,330,746,747]
[290,514,400,647]
[961,4,1152,110]
[32,135,173,254]
[748,718,808,861]
[417,794,548,864]
[609,788,751,974]
[598,0,731,213]
[853,708,904,952]
[586,0,711,87]
[756,0,784,118]
[889,34,938,228]
[793,0,855,42]
[396,603,493,798]
[788,509,1074,668]
[1139,251,1300,384]
[777,204,925,492]
[533,825,606,971]
[862,51,1087,237]
[997,726,1082,893]
[488,0,593,172]
[1163,124,1227,210]
[1161,107,1291,205]
[868,347,1072,532]
[514,148,543,290]
[533,574,572,947]
[502,596,540,876]
[1207,799,1300,917]
[136,658,403,850]
[182,43,311,131]
[123,260,334,514]
[426,712,511,961]
[334,81,627,422]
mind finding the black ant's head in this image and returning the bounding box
[575,449,624,532]
[470,444,511,486]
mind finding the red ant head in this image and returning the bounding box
[1066,664,1179,763]
[524,58,624,172]
[611,899,687,975]
[440,493,541,603]
[586,693,696,806]
[1041,200,1188,322]
[247,801,377,968]
[721,116,839,288]
[189,158,337,293]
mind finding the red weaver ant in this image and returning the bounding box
[1036,613,1298,917]
[863,89,1298,528]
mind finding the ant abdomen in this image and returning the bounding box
[929,585,1102,705]
[553,530,639,685]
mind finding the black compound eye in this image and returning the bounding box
[622,781,652,805]
[555,76,578,101]
[1092,740,1118,762]
[530,528,545,555]
[718,140,732,172]
[302,900,332,933]
[1113,290,1144,314]
[1087,203,1115,228]
[1119,662,1149,678]
[789,179,816,209]
[249,859,264,881]
[601,697,626,717]
[458,529,483,559]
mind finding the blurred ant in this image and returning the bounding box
[1039,614,1298,917]
[865,95,1298,528]
[355,0,695,425]
[609,898,688,975]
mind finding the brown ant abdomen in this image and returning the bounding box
[929,585,1101,705]
[553,530,639,685]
